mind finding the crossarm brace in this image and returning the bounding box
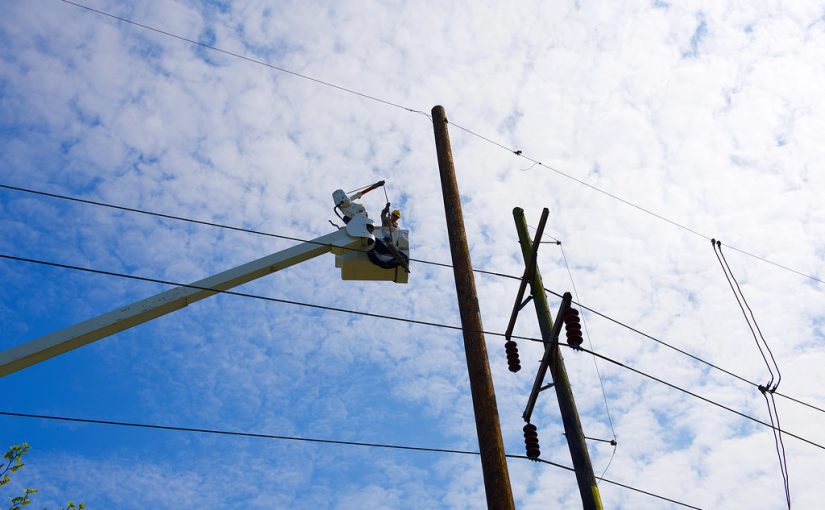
[503,208,549,341]
[523,292,572,423]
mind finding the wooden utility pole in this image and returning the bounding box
[513,207,603,510]
[432,105,515,510]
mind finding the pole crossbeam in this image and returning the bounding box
[513,207,603,510]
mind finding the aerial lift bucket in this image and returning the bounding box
[332,183,410,284]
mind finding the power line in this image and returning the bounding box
[2,252,824,452]
[0,410,702,509]
[2,182,823,416]
[0,183,508,281]
[564,344,825,452]
[445,121,825,287]
[713,238,789,507]
[557,239,617,483]
[542,287,758,387]
[58,0,430,119]
[57,0,823,288]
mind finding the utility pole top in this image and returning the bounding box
[432,105,515,510]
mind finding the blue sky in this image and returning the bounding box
[2,1,825,508]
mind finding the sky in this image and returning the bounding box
[1,0,824,508]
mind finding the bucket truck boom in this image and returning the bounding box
[0,183,409,377]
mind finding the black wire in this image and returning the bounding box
[60,0,823,289]
[558,240,617,483]
[774,391,825,414]
[59,1,431,120]
[443,120,825,287]
[714,240,790,505]
[718,241,782,390]
[4,182,825,416]
[562,343,825,451]
[0,410,701,509]
[3,252,824,453]
[762,392,791,508]
[543,287,759,388]
[0,253,476,339]
[0,185,764,384]
[712,240,775,388]
[0,183,506,282]
[769,391,791,508]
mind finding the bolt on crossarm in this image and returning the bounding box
[513,207,603,510]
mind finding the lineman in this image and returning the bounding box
[381,202,401,230]
[378,202,409,273]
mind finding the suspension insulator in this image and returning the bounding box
[504,340,521,372]
[564,308,583,349]
[523,423,540,460]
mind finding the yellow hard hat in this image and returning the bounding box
[391,209,401,218]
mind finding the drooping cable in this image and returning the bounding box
[58,0,823,288]
[711,239,775,388]
[0,410,702,509]
[717,241,782,390]
[3,182,824,416]
[556,342,825,451]
[59,1,431,119]
[558,240,618,484]
[761,389,791,508]
[532,225,618,484]
[712,239,789,507]
[3,252,825,452]
[444,119,824,287]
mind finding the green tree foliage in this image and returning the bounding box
[2,444,85,510]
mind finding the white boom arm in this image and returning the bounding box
[0,227,366,377]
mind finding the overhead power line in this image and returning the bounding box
[0,183,510,282]
[58,0,429,119]
[566,344,825,452]
[446,121,824,286]
[712,239,790,508]
[1,183,821,415]
[2,252,824,452]
[0,410,701,509]
[557,239,617,482]
[57,0,823,287]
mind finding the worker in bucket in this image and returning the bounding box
[379,202,409,272]
[381,202,401,230]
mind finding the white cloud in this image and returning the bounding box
[2,0,824,508]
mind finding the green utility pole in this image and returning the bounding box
[513,207,603,510]
[432,105,515,510]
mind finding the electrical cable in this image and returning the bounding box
[557,239,617,484]
[2,182,824,416]
[443,119,824,287]
[712,239,789,507]
[0,183,502,282]
[769,391,791,508]
[2,252,824,452]
[711,239,775,388]
[717,240,781,390]
[58,0,431,120]
[0,410,701,509]
[762,390,791,508]
[59,0,822,288]
[560,343,825,452]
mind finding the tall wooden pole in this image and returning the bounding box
[431,105,515,510]
[513,207,603,510]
